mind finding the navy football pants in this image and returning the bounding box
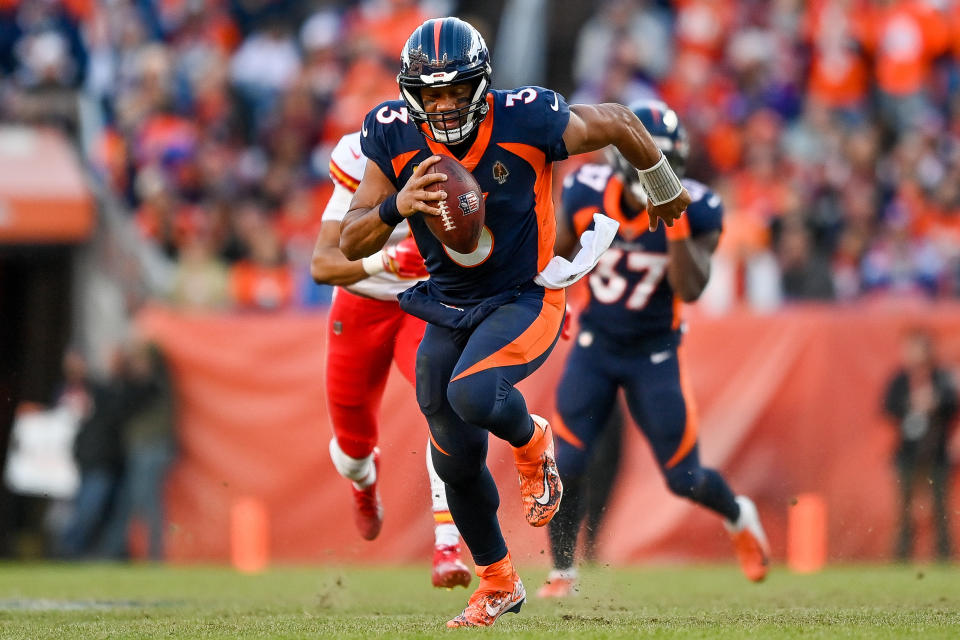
[549,329,739,569]
[418,286,564,566]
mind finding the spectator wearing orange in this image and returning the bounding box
[672,0,734,63]
[229,220,294,311]
[342,0,431,63]
[863,0,950,130]
[802,0,871,115]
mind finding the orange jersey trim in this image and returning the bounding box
[450,287,565,382]
[391,149,421,180]
[571,206,596,237]
[665,345,699,469]
[551,411,584,449]
[329,159,360,192]
[425,94,495,172]
[497,141,555,271]
[603,176,648,239]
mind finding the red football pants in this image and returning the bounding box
[325,288,425,459]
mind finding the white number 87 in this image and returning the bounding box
[588,249,668,310]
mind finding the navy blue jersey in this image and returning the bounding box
[360,87,570,303]
[562,165,723,341]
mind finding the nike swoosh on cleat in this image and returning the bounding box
[534,466,552,505]
[485,602,501,617]
[549,93,559,111]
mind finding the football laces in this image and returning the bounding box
[438,200,455,231]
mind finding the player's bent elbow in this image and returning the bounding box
[310,252,333,285]
[679,288,704,304]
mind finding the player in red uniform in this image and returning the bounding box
[339,17,690,628]
[311,131,470,589]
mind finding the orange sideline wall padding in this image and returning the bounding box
[138,303,960,566]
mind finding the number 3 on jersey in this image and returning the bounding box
[589,248,668,310]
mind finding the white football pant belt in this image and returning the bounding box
[534,213,619,289]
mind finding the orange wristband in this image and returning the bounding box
[664,214,691,241]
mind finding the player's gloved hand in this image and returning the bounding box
[383,236,427,278]
[561,304,573,340]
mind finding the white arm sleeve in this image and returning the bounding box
[320,183,356,223]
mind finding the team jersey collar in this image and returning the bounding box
[423,94,494,173]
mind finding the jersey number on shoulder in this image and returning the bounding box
[589,249,668,310]
[505,88,537,106]
[376,105,409,125]
[575,165,613,193]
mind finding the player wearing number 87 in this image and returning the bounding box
[539,100,769,599]
[339,16,691,628]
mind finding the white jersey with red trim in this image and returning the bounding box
[322,131,422,301]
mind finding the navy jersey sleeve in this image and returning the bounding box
[497,86,571,163]
[359,101,405,190]
[561,164,611,228]
[682,178,723,236]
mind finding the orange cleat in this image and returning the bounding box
[432,543,471,589]
[446,554,525,628]
[351,449,383,540]
[513,414,563,527]
[725,496,770,582]
[536,569,578,598]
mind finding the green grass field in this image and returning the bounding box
[1,563,958,638]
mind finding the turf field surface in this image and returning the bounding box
[1,563,958,638]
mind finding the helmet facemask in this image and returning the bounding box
[399,73,490,144]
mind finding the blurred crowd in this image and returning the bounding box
[2,0,960,309]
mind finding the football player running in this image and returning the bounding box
[538,100,769,599]
[339,17,690,628]
[311,131,470,589]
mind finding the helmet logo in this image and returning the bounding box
[492,161,509,185]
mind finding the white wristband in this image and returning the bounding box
[636,152,683,206]
[361,251,385,276]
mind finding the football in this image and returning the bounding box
[423,155,485,254]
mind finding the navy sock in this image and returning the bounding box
[665,463,740,522]
[547,474,584,570]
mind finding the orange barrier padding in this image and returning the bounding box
[787,493,828,573]
[231,497,269,573]
[138,302,960,565]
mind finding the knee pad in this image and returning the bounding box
[446,377,496,426]
[430,443,486,487]
[416,354,445,417]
